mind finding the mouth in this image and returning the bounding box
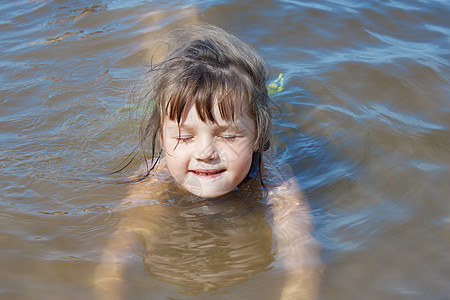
[189,169,226,178]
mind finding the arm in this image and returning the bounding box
[93,212,138,300]
[265,161,322,300]
[93,169,169,300]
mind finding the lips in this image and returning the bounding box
[189,169,226,177]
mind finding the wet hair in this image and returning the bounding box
[132,23,272,185]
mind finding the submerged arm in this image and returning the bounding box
[93,175,168,300]
[93,213,138,300]
[265,163,322,300]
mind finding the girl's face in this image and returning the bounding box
[162,102,256,198]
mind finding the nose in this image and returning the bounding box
[195,139,219,162]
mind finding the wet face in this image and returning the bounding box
[161,102,256,198]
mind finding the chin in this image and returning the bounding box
[185,186,230,199]
[190,190,228,199]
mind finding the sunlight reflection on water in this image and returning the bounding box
[1,0,449,299]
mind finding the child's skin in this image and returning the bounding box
[94,100,322,299]
[94,24,322,299]
[162,100,256,198]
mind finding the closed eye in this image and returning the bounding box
[218,135,239,142]
[176,136,194,143]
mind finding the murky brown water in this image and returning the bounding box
[1,0,449,299]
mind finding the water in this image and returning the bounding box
[1,0,449,299]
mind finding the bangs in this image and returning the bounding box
[163,65,254,125]
[132,24,272,186]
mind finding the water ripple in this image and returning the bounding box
[1,0,449,299]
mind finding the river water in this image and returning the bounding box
[1,0,449,299]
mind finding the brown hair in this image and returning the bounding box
[132,24,272,184]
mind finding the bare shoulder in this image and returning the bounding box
[262,153,309,213]
[109,156,173,238]
[120,156,172,207]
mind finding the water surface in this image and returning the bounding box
[1,0,449,299]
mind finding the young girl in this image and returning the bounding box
[94,24,321,299]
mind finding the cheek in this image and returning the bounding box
[229,139,254,157]
[225,144,253,170]
[165,153,187,183]
[163,141,183,174]
[165,147,187,166]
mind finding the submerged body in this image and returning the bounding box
[94,156,322,299]
[94,24,322,299]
